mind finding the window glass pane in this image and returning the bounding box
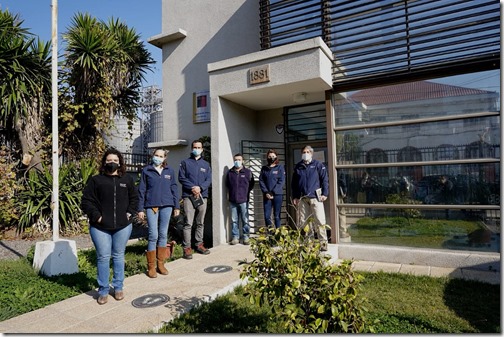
[338,163,499,206]
[334,70,500,127]
[336,116,500,165]
[340,207,499,252]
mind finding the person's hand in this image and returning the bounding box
[266,193,273,200]
[174,209,180,217]
[138,211,145,220]
[191,186,201,196]
[320,195,327,202]
[293,198,299,206]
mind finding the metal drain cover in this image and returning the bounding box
[204,265,233,273]
[132,293,170,308]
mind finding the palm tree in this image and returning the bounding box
[0,9,52,168]
[60,13,154,160]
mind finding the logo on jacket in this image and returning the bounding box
[164,174,171,179]
[200,168,206,173]
[120,183,127,188]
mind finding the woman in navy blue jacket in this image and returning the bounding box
[138,149,180,278]
[259,149,285,229]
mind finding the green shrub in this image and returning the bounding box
[15,158,98,235]
[240,226,375,333]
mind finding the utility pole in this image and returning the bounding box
[33,0,78,276]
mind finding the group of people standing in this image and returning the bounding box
[225,145,330,251]
[81,140,212,305]
[80,143,331,305]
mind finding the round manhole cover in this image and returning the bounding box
[204,265,233,273]
[132,293,170,308]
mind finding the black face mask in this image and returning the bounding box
[267,157,276,164]
[104,162,119,173]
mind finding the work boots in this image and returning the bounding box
[183,247,193,259]
[146,250,157,278]
[156,246,169,275]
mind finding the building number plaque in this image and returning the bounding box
[249,64,270,85]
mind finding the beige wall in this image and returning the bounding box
[155,0,260,172]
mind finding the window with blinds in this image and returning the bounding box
[260,0,500,88]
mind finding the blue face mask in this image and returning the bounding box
[152,156,163,166]
[192,149,202,157]
[234,160,242,168]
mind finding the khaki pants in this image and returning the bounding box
[183,197,207,249]
[297,197,327,243]
[338,196,348,234]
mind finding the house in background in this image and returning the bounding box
[148,0,500,268]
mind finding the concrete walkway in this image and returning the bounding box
[0,244,500,333]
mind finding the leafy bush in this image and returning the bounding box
[15,158,98,235]
[240,226,375,333]
[0,149,20,230]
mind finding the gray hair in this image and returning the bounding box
[301,145,313,153]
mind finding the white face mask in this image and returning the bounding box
[302,153,312,162]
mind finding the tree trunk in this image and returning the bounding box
[14,100,46,170]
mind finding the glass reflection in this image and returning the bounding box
[338,163,499,206]
[339,207,499,253]
[336,116,500,165]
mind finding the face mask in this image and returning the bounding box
[234,160,242,169]
[104,162,119,173]
[192,149,202,157]
[152,156,163,166]
[302,153,312,162]
[267,157,276,164]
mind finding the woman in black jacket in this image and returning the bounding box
[81,148,139,305]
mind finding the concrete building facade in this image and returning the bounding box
[148,0,500,268]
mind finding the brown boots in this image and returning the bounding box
[146,242,178,278]
[146,250,157,278]
[156,246,169,275]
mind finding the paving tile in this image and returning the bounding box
[398,264,431,276]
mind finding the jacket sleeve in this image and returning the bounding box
[81,176,101,224]
[248,170,255,193]
[319,162,329,197]
[258,167,268,193]
[178,160,194,191]
[273,165,286,195]
[127,175,139,216]
[199,163,212,193]
[137,168,147,211]
[171,168,180,209]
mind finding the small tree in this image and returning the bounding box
[240,226,375,333]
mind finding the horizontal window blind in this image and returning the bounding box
[260,0,500,87]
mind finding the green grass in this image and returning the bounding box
[349,216,484,248]
[0,241,500,333]
[0,239,183,322]
[159,272,500,333]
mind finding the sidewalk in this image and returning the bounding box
[0,243,500,333]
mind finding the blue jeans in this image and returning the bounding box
[230,202,249,240]
[90,224,132,296]
[263,194,282,228]
[146,206,173,251]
